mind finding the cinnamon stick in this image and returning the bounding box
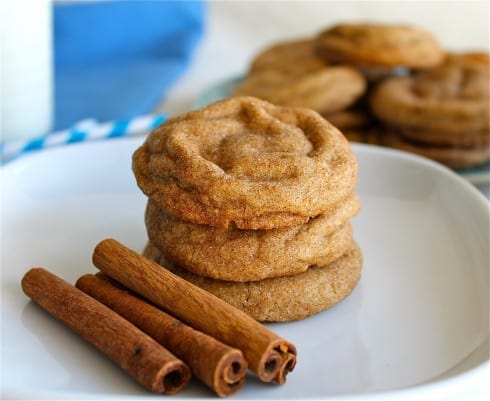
[76,273,247,397]
[92,238,297,384]
[21,267,191,394]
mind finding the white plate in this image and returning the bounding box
[1,138,489,400]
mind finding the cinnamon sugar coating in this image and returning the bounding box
[133,96,358,229]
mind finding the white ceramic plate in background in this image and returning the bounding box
[1,138,488,400]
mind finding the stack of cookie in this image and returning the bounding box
[233,22,490,170]
[313,22,444,144]
[132,96,363,322]
[369,53,490,169]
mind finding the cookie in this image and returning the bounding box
[145,194,360,282]
[132,96,358,230]
[232,66,366,114]
[382,130,490,170]
[314,23,444,68]
[143,241,363,322]
[392,126,490,148]
[445,52,490,68]
[369,57,490,134]
[322,103,381,145]
[250,37,328,76]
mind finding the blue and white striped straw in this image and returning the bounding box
[0,114,167,164]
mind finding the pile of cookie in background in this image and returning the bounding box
[133,96,363,323]
[233,22,490,171]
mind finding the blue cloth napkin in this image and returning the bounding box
[54,1,205,130]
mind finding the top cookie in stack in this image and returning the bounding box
[133,96,362,322]
[133,96,358,230]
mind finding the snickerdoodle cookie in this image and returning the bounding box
[143,241,363,322]
[145,194,360,282]
[133,96,358,230]
[381,132,490,170]
[369,54,490,134]
[232,67,366,114]
[314,23,443,68]
[388,126,490,148]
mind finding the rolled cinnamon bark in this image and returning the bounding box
[92,238,297,384]
[21,267,190,394]
[76,273,247,397]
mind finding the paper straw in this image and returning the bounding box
[0,114,166,164]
